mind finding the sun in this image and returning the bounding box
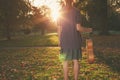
[29,0,61,21]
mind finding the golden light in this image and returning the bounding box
[30,0,62,21]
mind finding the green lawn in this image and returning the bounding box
[0,33,58,47]
[0,33,120,80]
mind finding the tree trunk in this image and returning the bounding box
[41,29,46,35]
[6,24,11,40]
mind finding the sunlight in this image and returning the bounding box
[30,0,61,21]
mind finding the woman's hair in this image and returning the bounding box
[63,0,73,6]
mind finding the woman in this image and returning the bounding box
[58,0,92,80]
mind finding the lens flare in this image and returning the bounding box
[59,53,66,62]
[30,0,61,21]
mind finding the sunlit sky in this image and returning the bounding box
[29,0,62,21]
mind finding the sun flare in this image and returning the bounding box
[30,0,62,21]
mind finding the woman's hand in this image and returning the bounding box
[76,24,93,33]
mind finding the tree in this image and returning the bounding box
[87,0,108,34]
[76,0,120,34]
[74,0,90,27]
[0,0,32,40]
[76,0,109,35]
[31,6,51,35]
[108,0,120,31]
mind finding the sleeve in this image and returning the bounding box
[76,10,82,24]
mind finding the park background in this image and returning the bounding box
[0,0,120,80]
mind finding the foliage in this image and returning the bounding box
[108,11,120,31]
[87,0,108,34]
[31,6,51,35]
[0,0,32,40]
[108,0,120,9]
[108,0,120,31]
[76,0,120,34]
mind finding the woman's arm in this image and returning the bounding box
[58,26,61,38]
[57,25,62,46]
[76,24,92,33]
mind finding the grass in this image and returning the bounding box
[0,48,120,80]
[0,33,58,47]
[0,33,120,80]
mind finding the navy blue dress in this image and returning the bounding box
[58,7,82,60]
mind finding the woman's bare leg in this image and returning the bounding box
[63,61,69,80]
[73,60,79,80]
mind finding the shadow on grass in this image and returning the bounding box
[95,48,120,74]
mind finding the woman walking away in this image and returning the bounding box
[57,0,92,80]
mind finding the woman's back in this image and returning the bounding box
[59,7,82,49]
